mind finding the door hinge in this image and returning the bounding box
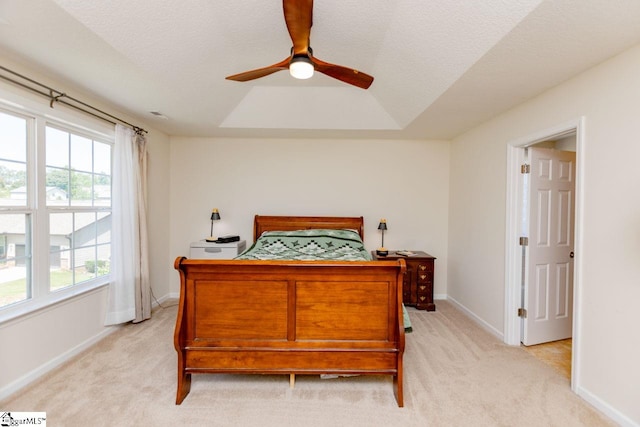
[521,164,530,174]
[519,236,529,246]
[518,308,527,318]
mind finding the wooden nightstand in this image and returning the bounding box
[372,250,436,311]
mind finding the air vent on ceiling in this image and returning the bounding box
[149,111,168,120]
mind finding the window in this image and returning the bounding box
[0,111,29,308]
[0,106,113,319]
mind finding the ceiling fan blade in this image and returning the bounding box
[312,57,374,89]
[283,0,313,55]
[225,57,291,82]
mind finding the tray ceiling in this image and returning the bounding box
[1,0,640,139]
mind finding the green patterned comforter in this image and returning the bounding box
[235,228,372,261]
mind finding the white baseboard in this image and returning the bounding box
[2,292,178,402]
[445,295,504,341]
[444,297,636,426]
[151,292,179,309]
[0,324,120,401]
[577,385,639,427]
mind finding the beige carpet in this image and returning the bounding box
[1,301,614,427]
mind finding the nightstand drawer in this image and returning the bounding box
[417,270,432,284]
[417,263,433,273]
[417,283,430,294]
[190,240,247,259]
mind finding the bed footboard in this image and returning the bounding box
[173,257,406,407]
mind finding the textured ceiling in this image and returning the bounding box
[1,0,640,139]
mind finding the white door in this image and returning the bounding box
[522,147,576,346]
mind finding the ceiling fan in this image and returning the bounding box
[225,0,374,89]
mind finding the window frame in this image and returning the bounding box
[0,96,114,324]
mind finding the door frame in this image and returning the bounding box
[504,117,585,392]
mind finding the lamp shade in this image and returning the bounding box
[378,219,387,230]
[211,208,221,221]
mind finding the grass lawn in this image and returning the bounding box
[0,269,95,306]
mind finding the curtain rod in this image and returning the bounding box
[0,65,147,135]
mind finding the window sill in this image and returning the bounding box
[0,278,110,326]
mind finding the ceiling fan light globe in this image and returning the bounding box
[289,57,314,79]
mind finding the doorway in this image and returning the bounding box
[504,118,585,392]
[522,338,572,379]
[521,144,576,346]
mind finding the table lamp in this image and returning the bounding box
[206,208,221,242]
[376,219,388,256]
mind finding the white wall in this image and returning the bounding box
[448,44,640,425]
[0,287,111,395]
[169,137,450,297]
[146,131,172,301]
[0,58,172,399]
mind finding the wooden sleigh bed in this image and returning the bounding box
[173,215,407,406]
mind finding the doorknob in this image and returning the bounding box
[570,251,574,258]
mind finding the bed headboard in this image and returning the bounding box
[253,215,365,242]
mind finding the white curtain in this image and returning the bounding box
[105,124,151,325]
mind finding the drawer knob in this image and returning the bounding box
[420,286,426,291]
[420,296,426,301]
[419,265,427,271]
[420,275,427,280]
